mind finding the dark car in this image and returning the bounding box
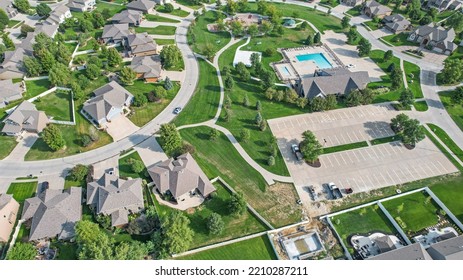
[345,187,353,194]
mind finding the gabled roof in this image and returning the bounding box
[101,23,131,41]
[2,101,49,134]
[34,24,59,38]
[427,235,463,260]
[22,187,82,241]
[413,24,456,43]
[383,14,410,32]
[126,33,157,55]
[299,69,370,99]
[87,172,143,227]
[82,81,133,122]
[364,0,392,16]
[148,153,216,199]
[0,47,27,77]
[369,243,432,260]
[375,235,397,253]
[112,9,143,25]
[130,55,162,78]
[0,79,23,104]
[67,0,94,9]
[127,0,155,12]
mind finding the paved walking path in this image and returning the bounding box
[400,59,408,89]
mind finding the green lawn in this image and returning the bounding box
[118,151,150,181]
[64,174,86,189]
[52,242,78,260]
[381,33,417,47]
[180,126,302,228]
[154,39,176,45]
[0,135,18,159]
[319,0,340,7]
[174,60,220,126]
[425,129,463,171]
[363,20,380,31]
[7,20,21,28]
[413,100,428,111]
[188,10,231,56]
[145,14,181,23]
[6,182,37,203]
[25,74,113,160]
[403,61,423,99]
[370,135,399,145]
[332,205,397,252]
[346,5,362,17]
[24,79,52,99]
[34,90,73,122]
[156,5,190,17]
[439,91,463,133]
[135,26,177,36]
[368,50,402,103]
[176,235,277,260]
[436,10,456,22]
[175,0,204,9]
[433,175,463,223]
[382,191,440,233]
[125,81,180,127]
[427,123,463,164]
[16,224,30,243]
[154,182,267,248]
[323,141,369,154]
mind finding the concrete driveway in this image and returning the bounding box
[332,3,353,14]
[134,137,168,168]
[322,31,386,82]
[105,116,139,142]
[38,174,65,191]
[4,132,38,161]
[370,28,392,39]
[92,155,119,179]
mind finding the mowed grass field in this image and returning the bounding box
[188,10,231,55]
[0,134,18,159]
[7,182,37,203]
[176,235,277,260]
[35,90,73,122]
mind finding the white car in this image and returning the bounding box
[173,107,182,114]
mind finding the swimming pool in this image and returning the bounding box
[296,53,332,69]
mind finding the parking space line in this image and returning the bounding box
[334,134,341,146]
[379,171,388,185]
[333,154,341,166]
[366,175,375,189]
[340,133,348,144]
[351,150,361,162]
[404,165,415,179]
[370,146,381,159]
[398,168,408,179]
[436,160,451,172]
[339,153,348,165]
[423,163,436,176]
[326,156,334,168]
[346,132,353,143]
[430,160,444,174]
[392,169,403,181]
[358,149,368,161]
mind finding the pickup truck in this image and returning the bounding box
[328,182,343,200]
[291,144,303,161]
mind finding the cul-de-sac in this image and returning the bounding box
[1,0,463,261]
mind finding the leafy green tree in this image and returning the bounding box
[0,9,9,31]
[346,26,358,44]
[107,48,122,67]
[75,220,114,260]
[296,97,308,108]
[92,12,105,28]
[14,0,30,13]
[256,100,262,111]
[451,86,463,105]
[36,3,51,17]
[20,24,34,36]
[235,62,250,81]
[24,57,42,77]
[133,93,148,107]
[346,89,363,107]
[260,69,275,89]
[119,66,137,85]
[300,21,309,31]
[240,129,250,142]
[101,8,111,20]
[160,123,182,156]
[357,38,372,57]
[160,45,182,69]
[446,10,463,32]
[325,94,337,110]
[391,67,404,90]
[38,50,55,72]
[248,23,259,37]
[402,118,425,147]
[305,34,313,46]
[300,130,323,163]
[130,159,145,173]
[49,63,71,87]
[230,20,244,35]
[310,97,326,112]
[70,164,89,181]
[164,3,174,13]
[399,88,414,109]
[250,53,260,69]
[224,75,234,90]
[341,16,350,29]
[237,0,249,12]
[209,128,220,141]
[390,113,410,133]
[260,20,273,35]
[85,64,100,80]
[255,112,263,125]
[43,124,66,151]
[440,59,462,85]
[151,211,194,258]
[79,19,94,32]
[2,34,14,49]
[313,32,321,44]
[420,15,433,25]
[207,213,224,235]
[7,243,36,260]
[164,77,173,90]
[259,119,267,131]
[383,50,393,62]
[228,191,247,216]
[154,86,168,100]
[267,155,275,166]
[55,43,72,65]
[243,94,250,106]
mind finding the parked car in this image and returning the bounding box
[291,144,303,161]
[328,182,343,199]
[173,107,182,114]
[345,187,353,194]
[308,185,318,200]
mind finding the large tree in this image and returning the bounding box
[402,118,425,147]
[36,3,52,17]
[107,48,122,67]
[451,86,463,105]
[357,38,371,57]
[2,34,14,49]
[446,12,463,33]
[299,130,323,163]
[159,123,182,156]
[160,45,182,69]
[440,59,462,85]
[7,243,36,260]
[42,124,66,151]
[24,57,42,77]
[206,212,224,235]
[85,64,100,80]
[119,66,137,85]
[399,88,414,109]
[390,67,404,90]
[14,0,31,13]
[70,164,89,181]
[0,9,9,31]
[341,16,350,29]
[49,63,71,87]
[390,113,410,133]
[228,191,247,216]
[151,211,194,258]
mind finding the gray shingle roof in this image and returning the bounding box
[427,235,463,260]
[383,14,410,32]
[369,243,432,260]
[87,172,143,227]
[130,55,162,78]
[0,79,23,106]
[0,47,27,77]
[101,23,131,41]
[127,0,155,13]
[22,187,82,241]
[126,33,157,55]
[112,9,143,25]
[2,101,49,134]
[148,153,216,199]
[365,0,392,16]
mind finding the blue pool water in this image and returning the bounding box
[296,53,332,69]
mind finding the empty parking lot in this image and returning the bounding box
[268,104,458,205]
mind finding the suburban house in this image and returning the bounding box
[130,55,162,82]
[427,0,462,11]
[0,79,24,108]
[44,5,72,25]
[363,0,392,19]
[87,170,143,227]
[82,81,134,126]
[369,243,432,260]
[407,24,457,54]
[0,194,19,243]
[22,187,82,241]
[101,23,131,45]
[126,33,157,57]
[148,153,216,205]
[295,69,370,100]
[382,14,411,33]
[0,0,18,18]
[0,48,27,80]
[112,9,143,26]
[427,235,463,260]
[127,0,156,14]
[2,101,49,137]
[34,24,60,39]
[341,0,364,6]
[67,0,96,12]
